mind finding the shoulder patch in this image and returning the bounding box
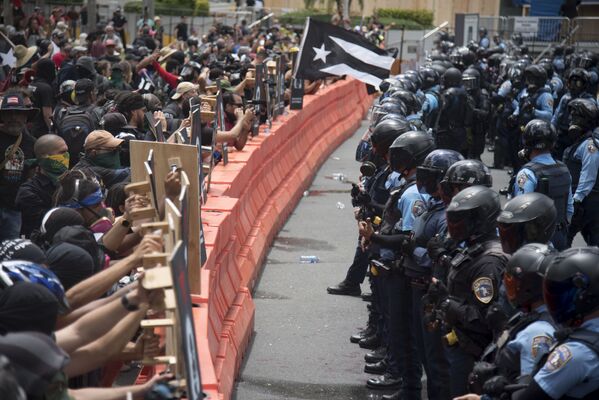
[544,344,572,372]
[472,277,494,304]
[588,141,597,153]
[412,199,426,217]
[532,335,553,359]
[517,173,528,189]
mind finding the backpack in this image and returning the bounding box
[56,107,95,167]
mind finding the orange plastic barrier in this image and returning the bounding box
[195,78,371,400]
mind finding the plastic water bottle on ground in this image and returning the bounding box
[332,173,346,182]
[300,256,320,264]
[336,202,345,209]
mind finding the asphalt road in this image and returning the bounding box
[232,118,585,400]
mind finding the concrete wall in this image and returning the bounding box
[264,0,501,26]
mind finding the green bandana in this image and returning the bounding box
[38,155,69,183]
[92,150,121,169]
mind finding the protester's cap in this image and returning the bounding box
[154,16,161,21]
[84,130,123,151]
[110,62,123,71]
[47,242,94,291]
[219,79,235,92]
[0,283,59,337]
[72,46,87,54]
[58,80,76,97]
[13,45,38,68]
[105,24,115,31]
[74,78,95,98]
[105,39,116,47]
[51,29,65,38]
[40,208,84,239]
[0,331,69,397]
[0,93,38,120]
[115,6,122,12]
[100,112,130,134]
[158,46,177,63]
[0,239,47,265]
[56,21,68,31]
[75,56,96,75]
[171,81,199,100]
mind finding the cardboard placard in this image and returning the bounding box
[130,140,201,293]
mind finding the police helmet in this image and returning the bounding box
[511,32,523,46]
[439,159,493,204]
[418,67,439,90]
[379,78,396,94]
[397,78,417,93]
[370,100,407,127]
[403,70,422,90]
[370,118,411,157]
[508,65,525,88]
[479,27,488,36]
[388,130,435,174]
[462,68,481,91]
[567,68,590,94]
[390,90,421,115]
[524,65,547,91]
[416,149,464,196]
[567,98,599,136]
[522,119,557,152]
[544,247,599,325]
[504,243,555,309]
[497,192,557,254]
[458,47,476,68]
[441,67,462,89]
[446,186,501,243]
[553,45,564,57]
[538,58,554,78]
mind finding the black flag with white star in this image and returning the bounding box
[294,18,396,88]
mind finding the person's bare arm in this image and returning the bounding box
[43,106,53,131]
[64,302,149,377]
[69,373,173,400]
[101,194,147,253]
[65,235,162,309]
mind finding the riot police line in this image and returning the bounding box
[326,31,599,400]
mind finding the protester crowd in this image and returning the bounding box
[327,28,599,400]
[0,5,398,399]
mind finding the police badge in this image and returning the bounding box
[472,277,494,304]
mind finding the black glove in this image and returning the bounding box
[426,280,449,305]
[469,362,499,394]
[439,298,460,326]
[485,302,509,335]
[507,114,518,128]
[427,234,449,262]
[521,101,534,114]
[483,375,510,398]
[571,200,584,228]
[400,236,415,255]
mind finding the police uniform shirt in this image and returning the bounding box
[504,305,556,375]
[549,76,563,100]
[386,172,401,191]
[497,81,519,111]
[567,136,599,202]
[534,317,599,399]
[421,86,440,116]
[396,181,429,232]
[479,37,490,49]
[412,197,446,268]
[514,88,554,122]
[513,153,574,218]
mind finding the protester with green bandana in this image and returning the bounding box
[74,130,130,189]
[16,134,67,238]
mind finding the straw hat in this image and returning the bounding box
[158,46,177,63]
[14,45,38,69]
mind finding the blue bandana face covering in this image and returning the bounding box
[61,188,104,209]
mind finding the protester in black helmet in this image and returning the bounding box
[563,98,599,246]
[510,119,572,250]
[425,185,507,397]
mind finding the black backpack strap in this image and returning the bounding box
[568,329,599,357]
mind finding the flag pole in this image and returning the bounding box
[0,30,16,49]
[293,17,310,79]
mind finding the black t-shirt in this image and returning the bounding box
[28,79,55,137]
[175,22,188,41]
[0,131,36,209]
[112,15,127,29]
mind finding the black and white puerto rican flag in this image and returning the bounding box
[294,18,396,88]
